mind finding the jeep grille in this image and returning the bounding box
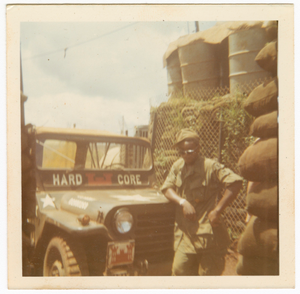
[133,204,175,264]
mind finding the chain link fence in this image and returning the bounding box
[149,78,271,240]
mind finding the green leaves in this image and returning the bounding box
[217,90,255,173]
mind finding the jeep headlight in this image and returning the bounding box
[114,209,133,234]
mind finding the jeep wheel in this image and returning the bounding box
[43,236,89,276]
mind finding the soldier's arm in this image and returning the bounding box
[208,181,242,227]
[164,188,196,221]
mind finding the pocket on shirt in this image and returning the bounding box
[190,179,208,202]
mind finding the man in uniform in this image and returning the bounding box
[161,128,243,276]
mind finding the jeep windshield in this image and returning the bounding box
[34,128,153,190]
[36,139,152,171]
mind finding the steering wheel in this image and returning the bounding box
[103,162,126,169]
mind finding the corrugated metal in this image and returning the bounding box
[228,27,272,93]
[178,40,220,98]
[166,50,183,98]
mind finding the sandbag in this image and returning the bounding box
[236,255,279,275]
[246,181,278,221]
[249,111,278,138]
[238,138,278,181]
[243,78,278,117]
[262,21,278,41]
[237,216,278,260]
[255,40,277,75]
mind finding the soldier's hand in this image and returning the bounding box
[208,209,221,227]
[182,201,197,221]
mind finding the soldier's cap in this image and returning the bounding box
[173,128,200,148]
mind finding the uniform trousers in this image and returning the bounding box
[172,247,226,276]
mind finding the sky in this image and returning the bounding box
[21,21,216,136]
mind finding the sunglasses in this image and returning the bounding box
[178,148,198,156]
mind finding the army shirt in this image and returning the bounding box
[161,155,243,254]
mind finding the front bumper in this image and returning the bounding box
[104,259,173,276]
[104,239,173,276]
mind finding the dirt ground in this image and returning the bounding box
[222,250,239,275]
[222,240,239,276]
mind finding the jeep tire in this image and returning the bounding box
[43,236,89,276]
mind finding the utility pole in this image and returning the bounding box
[20,48,23,92]
[20,46,27,126]
[195,21,199,32]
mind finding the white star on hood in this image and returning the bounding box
[40,194,56,208]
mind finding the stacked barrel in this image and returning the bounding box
[166,49,183,99]
[236,24,279,275]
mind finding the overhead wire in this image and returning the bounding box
[22,21,168,85]
[22,22,139,61]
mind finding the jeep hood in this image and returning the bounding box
[39,189,169,223]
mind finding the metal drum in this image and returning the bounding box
[218,38,230,88]
[166,50,183,98]
[229,27,272,94]
[178,40,220,100]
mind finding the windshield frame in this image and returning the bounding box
[35,134,153,172]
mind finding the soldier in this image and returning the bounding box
[161,128,243,276]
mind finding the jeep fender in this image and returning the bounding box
[43,209,110,238]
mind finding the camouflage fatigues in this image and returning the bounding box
[161,155,243,275]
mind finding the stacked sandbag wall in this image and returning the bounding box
[236,23,278,275]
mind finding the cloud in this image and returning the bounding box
[20,22,199,135]
[25,91,151,135]
[21,22,187,100]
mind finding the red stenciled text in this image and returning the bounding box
[86,173,113,185]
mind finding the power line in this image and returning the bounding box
[22,22,139,61]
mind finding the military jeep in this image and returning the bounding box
[21,126,175,276]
